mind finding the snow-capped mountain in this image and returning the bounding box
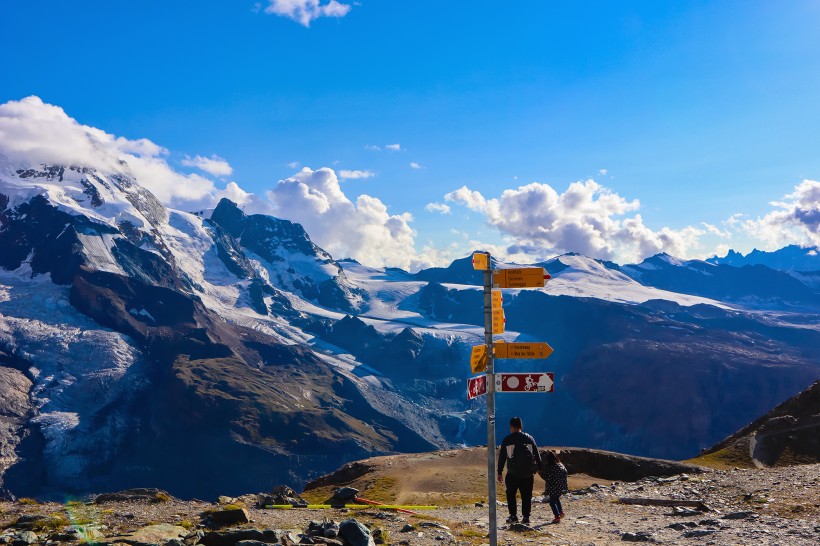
[709,245,820,272]
[1,158,819,500]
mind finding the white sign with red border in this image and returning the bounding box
[495,373,554,393]
[467,374,488,400]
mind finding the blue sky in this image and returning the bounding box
[2,1,820,269]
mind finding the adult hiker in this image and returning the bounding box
[539,449,569,523]
[497,416,541,524]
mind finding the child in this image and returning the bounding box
[539,450,568,523]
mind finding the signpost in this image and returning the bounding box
[495,372,554,393]
[470,252,554,546]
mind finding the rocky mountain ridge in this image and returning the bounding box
[1,157,819,500]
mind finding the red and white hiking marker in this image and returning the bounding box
[467,374,488,400]
[495,372,554,393]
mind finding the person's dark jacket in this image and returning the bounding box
[497,431,541,475]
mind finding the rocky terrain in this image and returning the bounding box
[0,450,816,546]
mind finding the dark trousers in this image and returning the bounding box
[505,473,534,518]
[548,493,563,517]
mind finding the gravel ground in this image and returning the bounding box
[1,463,817,545]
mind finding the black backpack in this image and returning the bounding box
[508,441,536,477]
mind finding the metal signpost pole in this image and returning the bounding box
[483,258,498,546]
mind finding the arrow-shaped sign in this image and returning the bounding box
[493,267,551,289]
[491,289,503,309]
[470,345,488,373]
[494,342,553,359]
[492,309,505,334]
[495,373,554,393]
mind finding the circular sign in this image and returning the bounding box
[506,376,519,389]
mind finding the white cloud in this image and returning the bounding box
[0,96,255,212]
[599,168,608,176]
[425,202,451,214]
[364,145,381,151]
[410,162,423,169]
[287,161,301,169]
[265,167,429,270]
[181,154,233,177]
[385,143,402,151]
[262,0,352,27]
[701,222,731,238]
[445,180,706,263]
[741,179,820,248]
[338,169,375,180]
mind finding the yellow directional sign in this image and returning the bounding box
[470,345,488,373]
[494,342,553,359]
[492,309,505,334]
[493,267,550,289]
[491,289,503,309]
[472,252,490,271]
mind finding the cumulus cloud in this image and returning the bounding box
[265,167,429,270]
[262,0,352,27]
[409,162,423,169]
[444,180,706,263]
[0,96,254,211]
[364,145,381,151]
[425,202,451,214]
[338,169,375,180]
[742,180,820,248]
[181,154,233,177]
[287,161,300,169]
[385,143,402,151]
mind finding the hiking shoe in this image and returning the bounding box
[559,511,565,518]
[506,516,518,524]
[521,517,530,525]
[551,517,561,524]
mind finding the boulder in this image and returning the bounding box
[207,508,249,527]
[337,520,374,546]
[199,530,283,546]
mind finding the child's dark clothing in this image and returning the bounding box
[540,462,568,517]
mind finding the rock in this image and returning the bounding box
[667,522,697,531]
[672,506,700,515]
[508,523,535,532]
[207,508,250,526]
[257,486,307,508]
[234,541,270,546]
[12,516,48,530]
[683,529,718,538]
[419,522,450,531]
[337,519,374,546]
[104,524,187,546]
[722,511,757,520]
[323,521,339,539]
[14,531,37,545]
[399,525,414,533]
[306,539,343,546]
[200,530,283,546]
[217,496,235,505]
[620,531,655,542]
